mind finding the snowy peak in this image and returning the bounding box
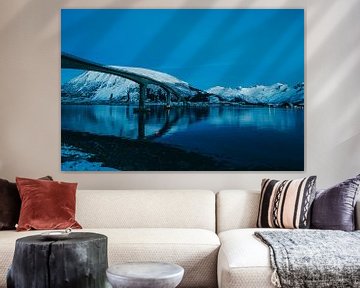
[62,70,138,102]
[62,66,196,104]
[207,82,304,106]
[108,66,187,86]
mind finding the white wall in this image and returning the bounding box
[0,0,359,190]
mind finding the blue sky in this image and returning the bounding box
[61,9,304,89]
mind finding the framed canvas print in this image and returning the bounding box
[61,9,304,171]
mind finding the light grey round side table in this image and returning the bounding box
[106,262,184,288]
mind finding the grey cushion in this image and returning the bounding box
[311,174,360,231]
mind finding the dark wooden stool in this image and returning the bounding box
[7,232,108,288]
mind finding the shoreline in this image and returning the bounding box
[61,130,300,171]
[61,130,233,171]
[61,101,304,109]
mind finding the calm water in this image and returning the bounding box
[61,104,304,170]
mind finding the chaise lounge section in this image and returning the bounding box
[216,189,360,288]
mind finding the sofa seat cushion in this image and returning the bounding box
[102,228,220,288]
[0,228,219,288]
[218,228,281,288]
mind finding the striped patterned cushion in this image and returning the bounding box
[257,176,317,229]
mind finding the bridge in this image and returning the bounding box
[61,53,188,110]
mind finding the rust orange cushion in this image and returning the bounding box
[16,177,82,231]
[0,176,52,230]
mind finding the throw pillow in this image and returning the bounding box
[0,179,20,230]
[311,174,360,231]
[257,176,317,229]
[16,177,82,231]
[0,176,53,230]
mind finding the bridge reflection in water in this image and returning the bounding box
[137,107,192,141]
[62,104,209,141]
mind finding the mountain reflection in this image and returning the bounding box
[61,104,302,140]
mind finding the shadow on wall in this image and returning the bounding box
[0,0,144,38]
[0,0,71,35]
[308,0,360,107]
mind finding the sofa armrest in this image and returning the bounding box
[356,200,360,230]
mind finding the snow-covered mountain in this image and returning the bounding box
[62,67,304,107]
[61,67,195,104]
[207,83,304,106]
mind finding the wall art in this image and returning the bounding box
[61,9,304,171]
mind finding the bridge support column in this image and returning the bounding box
[138,83,147,111]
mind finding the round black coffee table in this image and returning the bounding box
[106,262,184,288]
[7,232,108,288]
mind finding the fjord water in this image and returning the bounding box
[61,104,304,170]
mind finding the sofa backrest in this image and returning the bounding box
[217,190,360,232]
[76,190,216,231]
[216,190,260,233]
